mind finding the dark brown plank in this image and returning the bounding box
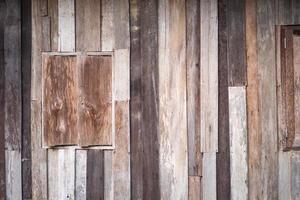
[43,55,79,146]
[186,0,201,177]
[21,0,32,198]
[86,150,104,200]
[217,0,231,199]
[227,0,247,86]
[0,1,6,199]
[79,55,112,146]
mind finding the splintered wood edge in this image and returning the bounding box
[41,51,116,149]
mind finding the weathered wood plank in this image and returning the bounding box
[86,150,104,200]
[227,0,246,86]
[48,148,75,200]
[188,176,201,200]
[58,0,75,52]
[217,0,230,198]
[39,0,48,16]
[278,151,291,200]
[41,16,51,52]
[76,0,101,51]
[75,150,87,200]
[48,0,58,51]
[291,152,300,200]
[257,0,278,199]
[202,153,216,200]
[187,0,201,176]
[158,0,188,198]
[104,151,113,200]
[113,0,129,49]
[246,0,263,199]
[293,0,300,24]
[200,0,218,152]
[293,35,300,147]
[101,0,114,51]
[5,151,22,200]
[113,101,130,199]
[228,86,248,200]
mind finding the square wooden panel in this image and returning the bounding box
[42,53,113,148]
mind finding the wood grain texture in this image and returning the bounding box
[75,150,87,200]
[104,151,113,200]
[200,0,218,152]
[43,55,79,146]
[227,0,246,86]
[48,0,58,51]
[291,152,300,200]
[217,0,230,198]
[228,86,248,200]
[158,0,188,199]
[293,35,300,147]
[39,0,48,16]
[79,56,112,146]
[187,0,201,176]
[41,16,50,52]
[202,153,216,200]
[257,1,278,198]
[188,176,201,200]
[246,0,263,199]
[101,0,114,51]
[76,0,101,51]
[58,0,75,52]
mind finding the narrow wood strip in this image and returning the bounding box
[75,150,87,200]
[278,151,291,200]
[39,0,48,16]
[228,86,248,200]
[187,0,201,176]
[86,150,104,200]
[188,176,201,200]
[202,153,216,200]
[217,0,230,198]
[158,0,188,198]
[101,0,114,51]
[293,35,300,147]
[200,0,218,152]
[5,150,22,200]
[104,151,113,200]
[41,16,51,52]
[48,0,58,51]
[291,152,300,199]
[58,0,75,52]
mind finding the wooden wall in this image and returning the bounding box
[0,0,300,199]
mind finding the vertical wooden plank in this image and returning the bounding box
[186,0,201,176]
[293,35,300,147]
[257,1,278,199]
[48,149,75,200]
[228,86,248,200]
[227,0,246,86]
[41,16,51,51]
[75,150,87,200]
[39,0,48,16]
[76,0,101,51]
[278,151,291,200]
[101,0,114,51]
[202,153,216,200]
[58,0,75,52]
[104,151,113,200]
[200,0,218,152]
[293,0,300,24]
[291,152,300,200]
[113,101,130,199]
[0,1,6,199]
[22,0,32,198]
[246,0,263,199]
[217,0,230,198]
[86,150,104,200]
[158,0,188,199]
[48,0,58,51]
[188,176,201,200]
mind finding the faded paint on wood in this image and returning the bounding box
[202,153,216,200]
[187,0,201,176]
[291,152,300,200]
[158,0,188,199]
[246,0,263,199]
[113,101,130,199]
[217,0,230,198]
[228,86,248,200]
[75,150,87,200]
[188,176,201,200]
[76,0,101,52]
[200,0,218,152]
[58,0,75,52]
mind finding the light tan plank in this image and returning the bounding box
[202,153,216,200]
[75,150,87,200]
[188,176,201,200]
[5,151,21,200]
[101,0,114,51]
[278,151,291,200]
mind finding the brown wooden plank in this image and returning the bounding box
[227,0,247,86]
[48,0,58,51]
[246,0,263,199]
[43,55,79,146]
[79,55,112,146]
[76,0,101,51]
[187,0,201,176]
[86,150,104,200]
[0,1,6,199]
[293,35,300,147]
[217,0,230,199]
[188,176,201,200]
[39,0,48,16]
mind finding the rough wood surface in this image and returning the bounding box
[158,0,188,199]
[188,176,201,200]
[290,152,300,199]
[293,35,300,147]
[113,0,129,50]
[202,153,216,200]
[278,151,291,200]
[41,16,50,51]
[48,0,58,51]
[75,150,87,200]
[101,0,114,51]
[76,0,101,51]
[228,86,248,200]
[200,0,218,152]
[104,151,113,200]
[187,0,201,176]
[39,0,48,16]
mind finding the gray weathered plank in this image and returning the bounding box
[104,151,113,200]
[101,0,114,51]
[200,0,218,152]
[278,151,291,200]
[291,152,300,200]
[202,153,216,200]
[48,0,58,51]
[113,0,129,50]
[75,150,87,200]
[228,86,248,200]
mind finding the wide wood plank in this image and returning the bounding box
[200,0,218,152]
[293,35,300,147]
[158,0,188,198]
[202,153,216,200]
[76,0,101,51]
[228,86,248,200]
